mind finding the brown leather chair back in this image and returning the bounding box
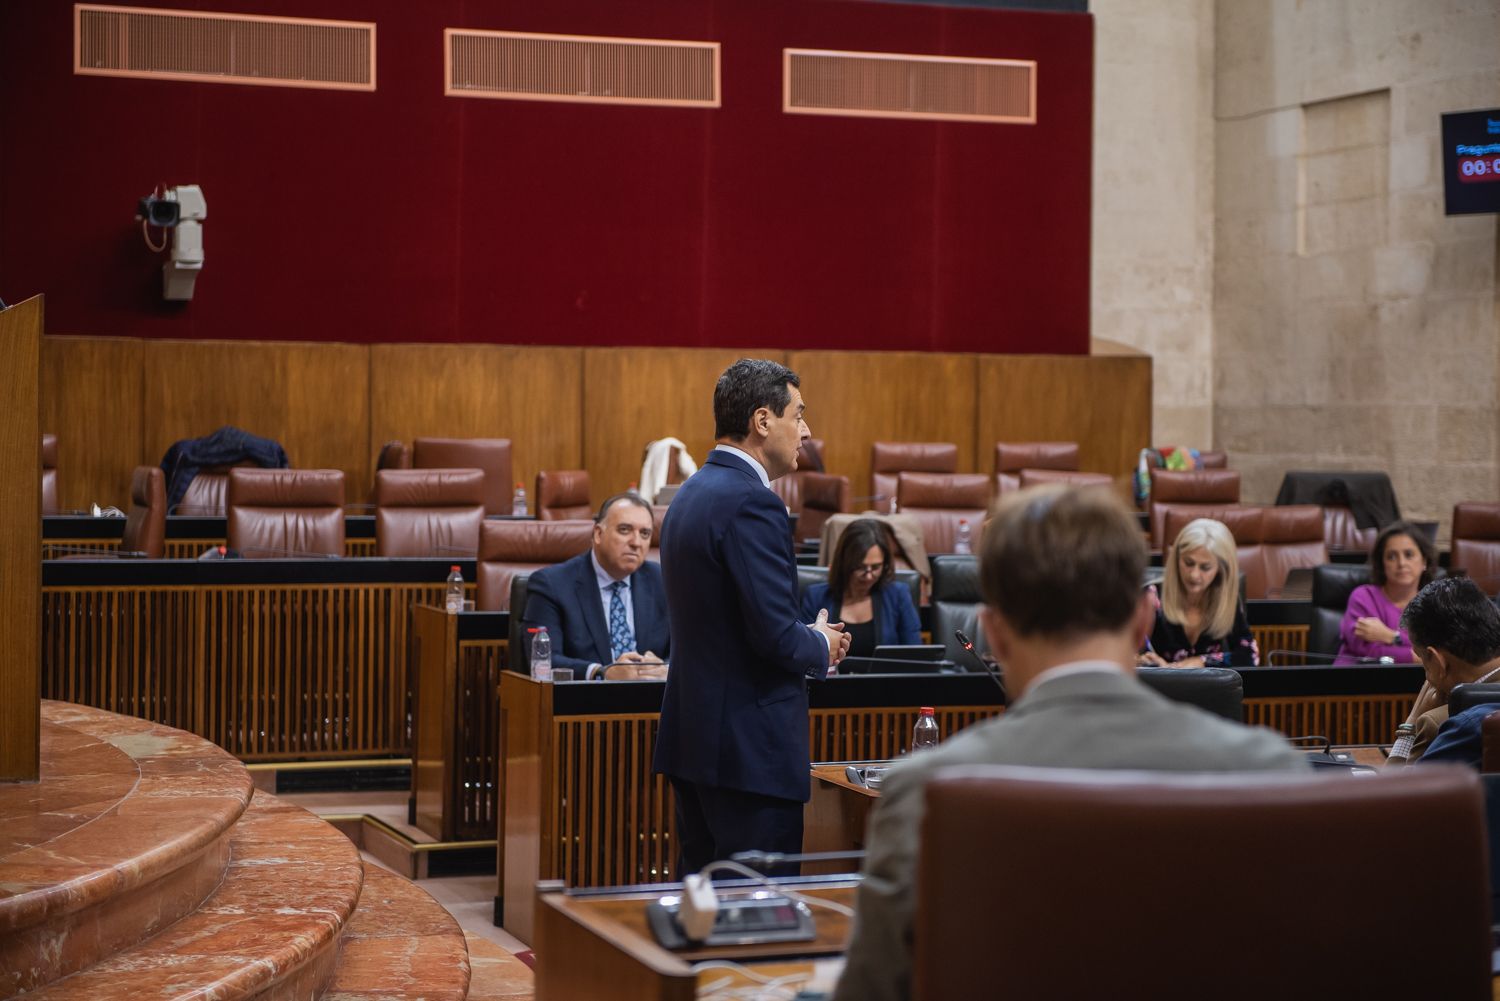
[1452,503,1500,594]
[1148,469,1241,549]
[376,440,411,470]
[121,465,167,558]
[1322,504,1378,553]
[895,472,990,554]
[475,519,594,611]
[794,472,851,544]
[374,468,485,558]
[1198,450,1228,469]
[536,470,592,521]
[226,468,345,558]
[177,461,257,516]
[1258,504,1327,599]
[770,439,829,512]
[41,433,58,515]
[914,765,1492,1001]
[871,442,958,514]
[412,437,513,516]
[1015,468,1112,491]
[994,441,1079,493]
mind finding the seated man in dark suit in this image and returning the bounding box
[833,485,1303,1001]
[1390,577,1500,765]
[522,492,670,681]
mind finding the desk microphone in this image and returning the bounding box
[954,629,1006,700]
[1265,650,1402,666]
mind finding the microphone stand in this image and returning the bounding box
[955,629,1007,701]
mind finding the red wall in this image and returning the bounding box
[0,1,1093,352]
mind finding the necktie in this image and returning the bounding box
[608,580,634,662]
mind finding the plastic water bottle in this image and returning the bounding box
[444,565,464,613]
[953,519,972,555]
[911,706,939,752]
[529,626,552,682]
[512,483,528,516]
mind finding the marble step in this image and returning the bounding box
[23,790,364,1001]
[1,702,254,996]
[321,864,472,1001]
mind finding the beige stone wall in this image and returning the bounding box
[1211,0,1500,536]
[1091,0,1217,448]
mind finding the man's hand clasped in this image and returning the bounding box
[603,651,669,681]
[812,608,852,667]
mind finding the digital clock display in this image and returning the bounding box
[1458,154,1500,183]
[1442,109,1500,214]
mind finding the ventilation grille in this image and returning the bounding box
[784,48,1035,124]
[445,29,719,108]
[74,4,375,91]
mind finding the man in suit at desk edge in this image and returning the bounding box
[654,358,852,877]
[522,492,670,681]
[833,484,1304,1001]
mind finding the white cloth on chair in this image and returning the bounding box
[639,437,698,503]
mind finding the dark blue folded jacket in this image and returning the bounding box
[161,426,289,510]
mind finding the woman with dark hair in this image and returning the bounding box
[800,518,921,659]
[1333,519,1437,665]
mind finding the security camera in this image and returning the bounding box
[137,185,207,301]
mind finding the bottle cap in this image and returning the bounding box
[527,627,539,633]
[450,564,460,572]
[920,706,934,715]
[959,519,969,526]
[515,482,523,488]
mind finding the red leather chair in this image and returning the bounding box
[177,461,256,516]
[872,442,958,514]
[226,468,346,558]
[1452,503,1500,594]
[895,472,991,554]
[915,765,1493,1001]
[771,440,850,543]
[1161,503,1261,589]
[536,470,593,522]
[1257,505,1328,599]
[121,465,167,558]
[1148,469,1241,550]
[994,441,1079,494]
[41,433,58,515]
[411,437,512,516]
[1016,468,1113,491]
[474,519,594,611]
[374,468,485,558]
[1322,505,1378,553]
[1198,450,1228,469]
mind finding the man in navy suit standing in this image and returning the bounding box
[522,492,670,681]
[654,359,851,875]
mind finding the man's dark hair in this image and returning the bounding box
[1369,519,1437,588]
[595,491,653,525]
[979,484,1146,640]
[714,358,799,440]
[1401,577,1500,665]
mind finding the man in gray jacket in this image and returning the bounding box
[832,484,1303,1001]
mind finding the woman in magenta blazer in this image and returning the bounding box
[1334,520,1436,664]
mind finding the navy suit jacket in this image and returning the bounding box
[653,449,828,802]
[522,550,670,675]
[800,581,922,649]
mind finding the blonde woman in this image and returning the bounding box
[1139,518,1259,668]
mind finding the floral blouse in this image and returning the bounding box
[1144,602,1260,667]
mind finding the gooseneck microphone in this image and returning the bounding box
[954,629,1006,700]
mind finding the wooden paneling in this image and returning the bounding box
[788,351,978,505]
[142,340,371,504]
[975,353,1152,480]
[0,295,42,780]
[582,348,784,499]
[370,344,583,506]
[41,335,145,511]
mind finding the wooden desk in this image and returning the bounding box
[533,879,855,1001]
[804,763,881,874]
